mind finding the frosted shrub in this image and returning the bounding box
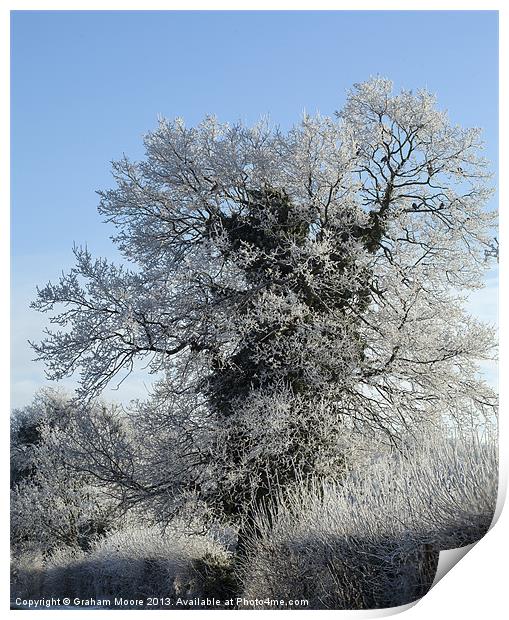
[38,546,87,601]
[239,488,437,609]
[239,427,497,609]
[10,551,45,606]
[11,391,123,556]
[37,525,233,607]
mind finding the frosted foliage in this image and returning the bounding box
[30,78,497,521]
[16,525,232,607]
[11,391,121,556]
[239,426,497,609]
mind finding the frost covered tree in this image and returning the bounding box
[31,78,497,529]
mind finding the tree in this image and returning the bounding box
[31,78,497,532]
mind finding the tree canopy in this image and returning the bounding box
[31,78,497,524]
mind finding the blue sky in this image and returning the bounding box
[11,10,499,408]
